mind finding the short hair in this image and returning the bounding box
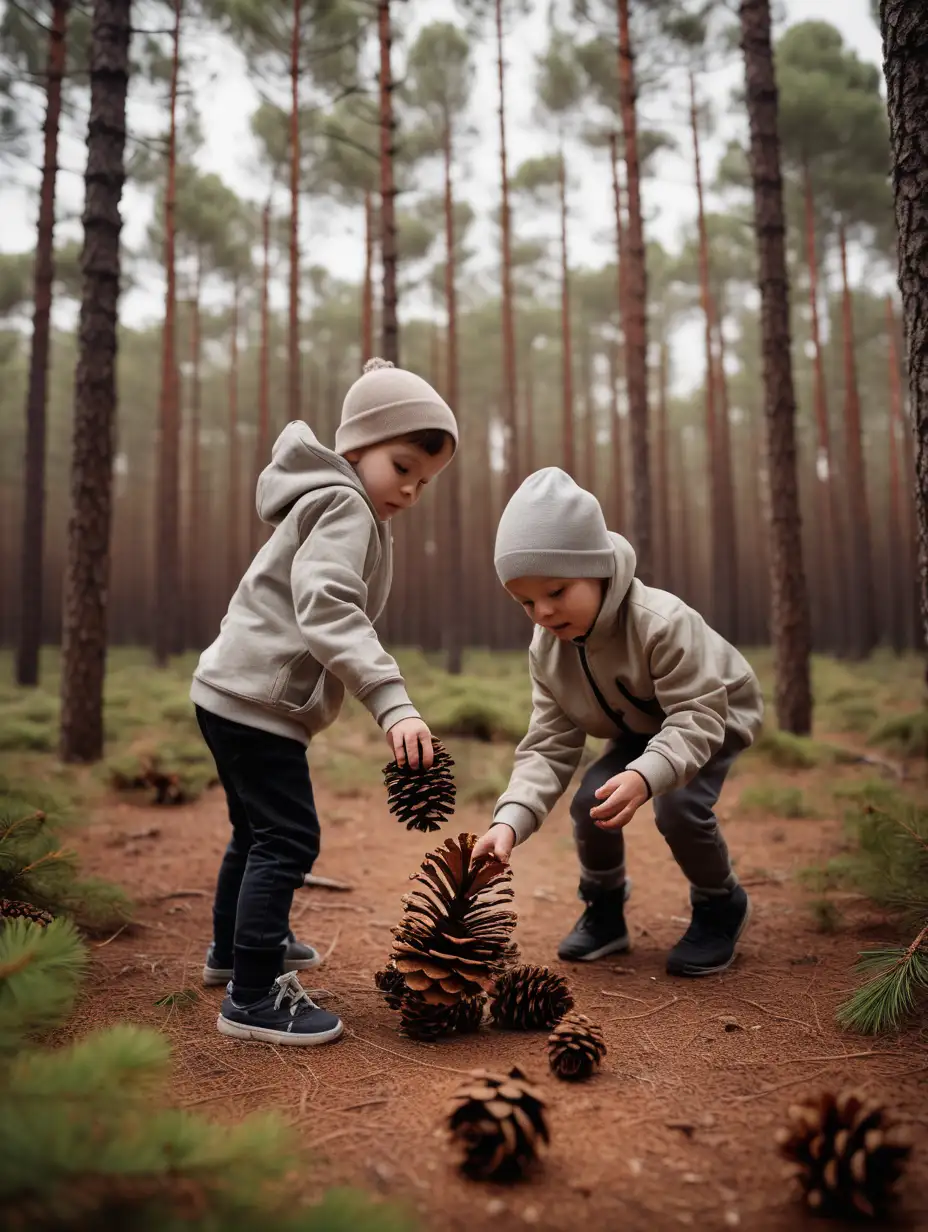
[401,427,454,457]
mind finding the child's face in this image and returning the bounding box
[345,437,453,521]
[506,576,607,641]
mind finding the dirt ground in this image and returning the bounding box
[71,765,928,1232]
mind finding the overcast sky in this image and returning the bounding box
[1,0,883,389]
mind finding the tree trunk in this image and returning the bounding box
[153,0,182,666]
[495,0,518,494]
[442,113,463,675]
[838,221,878,658]
[362,187,374,362]
[608,335,625,533]
[187,249,202,646]
[288,0,301,419]
[739,0,812,734]
[559,149,574,477]
[582,328,595,493]
[616,0,652,581]
[886,293,911,652]
[59,0,131,763]
[17,0,70,687]
[378,0,399,365]
[227,277,241,597]
[608,130,627,533]
[523,339,535,475]
[251,199,271,558]
[712,298,739,640]
[656,335,671,585]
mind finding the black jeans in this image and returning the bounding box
[196,706,320,999]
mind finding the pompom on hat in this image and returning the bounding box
[334,358,459,455]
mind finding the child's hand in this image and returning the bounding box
[472,824,516,865]
[387,717,434,770]
[589,770,650,829]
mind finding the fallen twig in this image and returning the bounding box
[303,872,355,892]
[346,1029,474,1075]
[729,994,818,1035]
[320,928,341,962]
[606,995,694,1023]
[181,1082,278,1108]
[144,889,208,904]
[599,989,648,1005]
[94,923,129,949]
[728,1065,833,1105]
[339,1097,389,1113]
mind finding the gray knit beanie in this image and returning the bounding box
[494,468,615,585]
[334,358,458,455]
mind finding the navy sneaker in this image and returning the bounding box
[666,885,751,977]
[203,931,321,987]
[217,971,343,1045]
[557,880,633,962]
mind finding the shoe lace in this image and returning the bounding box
[273,971,321,1016]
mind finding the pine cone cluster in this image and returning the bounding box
[0,899,54,927]
[776,1089,911,1219]
[447,1066,549,1181]
[374,962,486,1040]
[490,964,574,1030]
[547,1013,607,1081]
[383,739,456,833]
[392,833,516,1005]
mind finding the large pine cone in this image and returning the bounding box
[490,964,574,1030]
[447,1066,549,1181]
[0,899,54,927]
[373,963,407,1011]
[392,833,516,1006]
[776,1089,911,1219]
[383,739,456,833]
[548,1012,607,1081]
[400,991,486,1041]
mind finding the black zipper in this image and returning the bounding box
[576,643,632,734]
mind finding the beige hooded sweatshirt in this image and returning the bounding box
[190,421,418,743]
[492,469,764,845]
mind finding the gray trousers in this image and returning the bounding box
[570,734,741,901]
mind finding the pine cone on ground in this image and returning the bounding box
[490,964,574,1030]
[776,1089,911,1219]
[383,739,456,833]
[373,963,407,1011]
[392,833,516,1006]
[447,1066,549,1181]
[0,899,54,927]
[399,991,486,1041]
[548,1012,607,1081]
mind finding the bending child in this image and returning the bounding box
[473,467,763,977]
[191,358,457,1045]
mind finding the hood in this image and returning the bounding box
[581,533,638,645]
[255,421,371,526]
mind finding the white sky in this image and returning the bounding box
[0,0,883,392]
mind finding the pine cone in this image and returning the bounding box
[776,1089,911,1219]
[548,1012,607,1081]
[447,1066,549,1181]
[0,899,54,927]
[374,963,407,1011]
[490,964,574,1030]
[392,833,516,1006]
[383,739,456,833]
[400,991,486,1041]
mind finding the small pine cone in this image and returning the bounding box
[490,964,574,1031]
[0,899,54,927]
[383,739,456,833]
[400,991,486,1041]
[776,1089,911,1219]
[447,1066,549,1181]
[374,963,407,1011]
[548,1013,607,1081]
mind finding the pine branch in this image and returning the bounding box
[836,924,928,1035]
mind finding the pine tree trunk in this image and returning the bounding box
[17,0,70,686]
[288,0,301,419]
[582,328,595,493]
[154,0,182,666]
[187,249,202,646]
[712,300,739,640]
[252,199,271,557]
[495,0,518,494]
[740,0,812,734]
[559,149,574,477]
[616,0,652,582]
[838,221,878,658]
[608,130,627,533]
[59,0,131,763]
[227,277,240,597]
[442,113,463,674]
[378,0,399,365]
[362,188,374,362]
[656,335,671,585]
[886,293,910,652]
[608,335,625,532]
[523,339,535,474]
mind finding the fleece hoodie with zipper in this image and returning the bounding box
[492,533,764,846]
[190,421,418,744]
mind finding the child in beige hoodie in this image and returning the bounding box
[474,467,763,977]
[191,358,457,1045]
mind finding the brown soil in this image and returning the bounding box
[72,770,928,1232]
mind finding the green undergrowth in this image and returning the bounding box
[738,782,813,819]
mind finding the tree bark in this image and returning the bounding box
[17,0,70,687]
[559,149,574,477]
[288,0,301,419]
[838,221,878,658]
[886,292,913,651]
[154,0,182,666]
[495,0,518,494]
[362,187,374,362]
[740,0,812,734]
[616,0,652,581]
[59,0,131,763]
[442,112,463,674]
[227,277,241,597]
[608,335,625,533]
[712,299,739,640]
[378,0,399,365]
[656,335,671,585]
[252,198,271,557]
[608,130,627,533]
[187,249,202,647]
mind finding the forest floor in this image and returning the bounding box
[4,648,928,1231]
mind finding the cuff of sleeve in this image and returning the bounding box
[365,681,419,731]
[492,802,538,847]
[625,748,678,798]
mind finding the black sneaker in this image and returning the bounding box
[203,931,321,987]
[217,971,343,1045]
[666,885,751,977]
[557,880,633,962]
